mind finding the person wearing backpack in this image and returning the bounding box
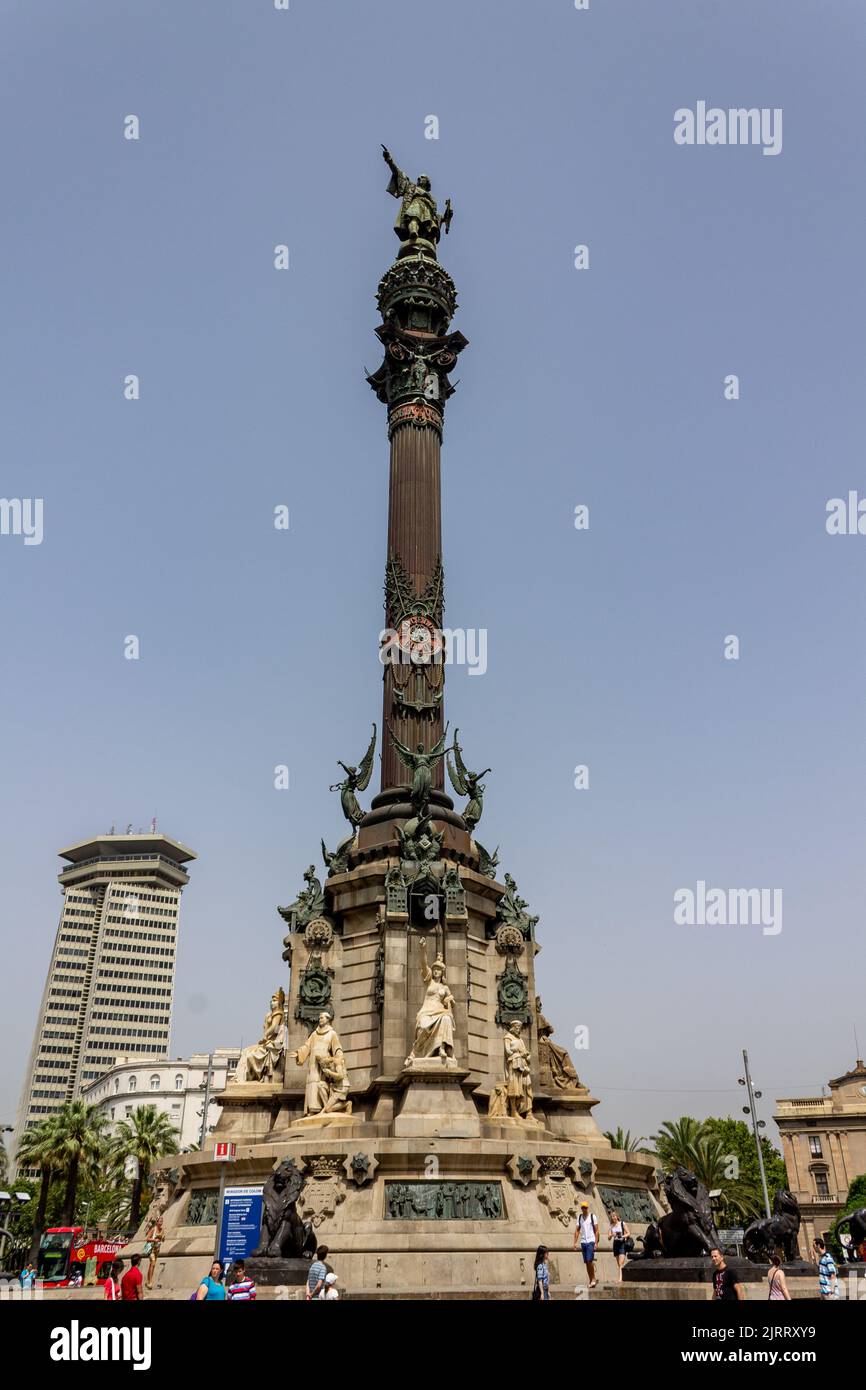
[573,1200,600,1289]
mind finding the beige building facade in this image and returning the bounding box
[13,832,194,1160]
[81,1049,240,1152]
[775,1059,866,1252]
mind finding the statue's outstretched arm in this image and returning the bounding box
[382,145,400,181]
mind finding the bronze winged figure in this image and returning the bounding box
[387,723,452,810]
[446,729,490,832]
[330,724,377,828]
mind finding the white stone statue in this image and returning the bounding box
[405,937,456,1066]
[503,1020,533,1120]
[293,1011,352,1115]
[231,988,286,1084]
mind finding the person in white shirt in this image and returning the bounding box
[573,1200,600,1288]
[319,1271,340,1300]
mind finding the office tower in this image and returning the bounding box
[13,831,195,1156]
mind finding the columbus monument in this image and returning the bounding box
[141,149,661,1294]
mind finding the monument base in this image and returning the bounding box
[622,1257,814,1283]
[136,1128,663,1297]
[244,1256,311,1287]
[393,1065,481,1138]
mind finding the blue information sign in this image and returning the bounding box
[218,1185,264,1268]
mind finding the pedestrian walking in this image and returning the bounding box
[121,1252,144,1301]
[573,1199,600,1288]
[766,1254,790,1301]
[196,1259,227,1301]
[532,1245,550,1301]
[306,1245,329,1301]
[607,1209,631,1282]
[709,1247,744,1301]
[227,1260,257,1301]
[104,1259,123,1301]
[813,1238,839,1299]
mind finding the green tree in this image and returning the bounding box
[51,1102,108,1226]
[702,1117,787,1202]
[109,1106,179,1233]
[0,1131,8,1184]
[602,1127,652,1154]
[77,1161,132,1235]
[0,1176,37,1264]
[650,1116,707,1171]
[688,1135,765,1223]
[649,1115,779,1227]
[16,1117,65,1263]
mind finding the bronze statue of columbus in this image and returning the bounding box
[382,145,453,252]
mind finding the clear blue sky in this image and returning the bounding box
[2,0,864,1145]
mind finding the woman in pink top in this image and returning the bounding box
[767,1254,791,1300]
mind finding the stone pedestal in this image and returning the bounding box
[393,1065,481,1139]
[290,1111,358,1132]
[622,1257,815,1284]
[245,1256,311,1287]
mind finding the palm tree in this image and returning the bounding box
[650,1120,766,1226]
[603,1127,651,1154]
[51,1101,108,1226]
[78,1160,132,1235]
[110,1106,179,1233]
[0,1131,8,1184]
[650,1117,708,1172]
[687,1133,730,1190]
[16,1116,64,1263]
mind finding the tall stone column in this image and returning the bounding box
[361,248,469,844]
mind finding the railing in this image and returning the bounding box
[61,853,189,875]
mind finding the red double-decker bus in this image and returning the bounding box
[36,1227,126,1287]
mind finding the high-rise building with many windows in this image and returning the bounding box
[13,832,195,1157]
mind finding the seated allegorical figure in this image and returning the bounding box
[535,995,581,1091]
[231,988,286,1084]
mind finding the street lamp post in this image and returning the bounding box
[739,1049,772,1220]
[0,1190,32,1273]
[199,1053,215,1150]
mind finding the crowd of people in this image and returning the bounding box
[98,1246,341,1301]
[103,1244,340,1302]
[531,1204,855,1301]
[16,1212,855,1302]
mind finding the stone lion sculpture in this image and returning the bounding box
[836,1206,866,1260]
[648,1165,722,1257]
[743,1190,801,1263]
[252,1158,317,1260]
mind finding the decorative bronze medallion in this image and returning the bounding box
[304,917,334,950]
[495,923,524,956]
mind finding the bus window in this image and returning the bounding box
[37,1230,73,1283]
